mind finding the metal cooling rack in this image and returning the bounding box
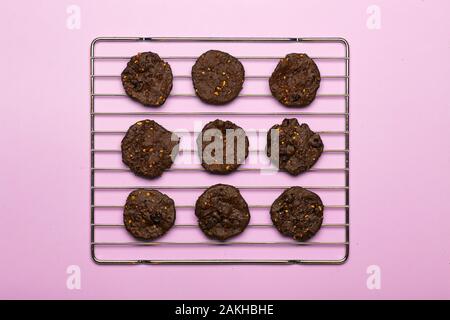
[90,37,350,265]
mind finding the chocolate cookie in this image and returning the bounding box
[123,189,176,240]
[121,120,180,178]
[192,50,245,105]
[121,52,173,106]
[266,118,323,175]
[269,53,321,107]
[270,187,323,241]
[197,119,249,174]
[195,184,250,241]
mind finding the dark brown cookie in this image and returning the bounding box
[195,184,250,241]
[121,120,179,178]
[270,187,323,241]
[266,118,323,175]
[123,189,176,240]
[192,50,245,105]
[121,52,173,106]
[197,119,249,174]
[269,53,321,107]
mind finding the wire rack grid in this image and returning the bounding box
[90,36,350,265]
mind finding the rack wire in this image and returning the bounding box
[90,37,350,265]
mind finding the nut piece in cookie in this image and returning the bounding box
[270,187,323,241]
[195,184,250,241]
[123,189,176,240]
[269,53,321,107]
[192,50,245,105]
[121,52,173,106]
[121,119,180,178]
[197,119,249,174]
[266,118,323,175]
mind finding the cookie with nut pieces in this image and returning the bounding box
[121,119,179,178]
[197,119,249,174]
[195,184,250,241]
[124,189,176,240]
[192,50,245,105]
[266,118,323,175]
[270,186,324,241]
[121,52,173,106]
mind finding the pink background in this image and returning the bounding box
[1,0,449,299]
